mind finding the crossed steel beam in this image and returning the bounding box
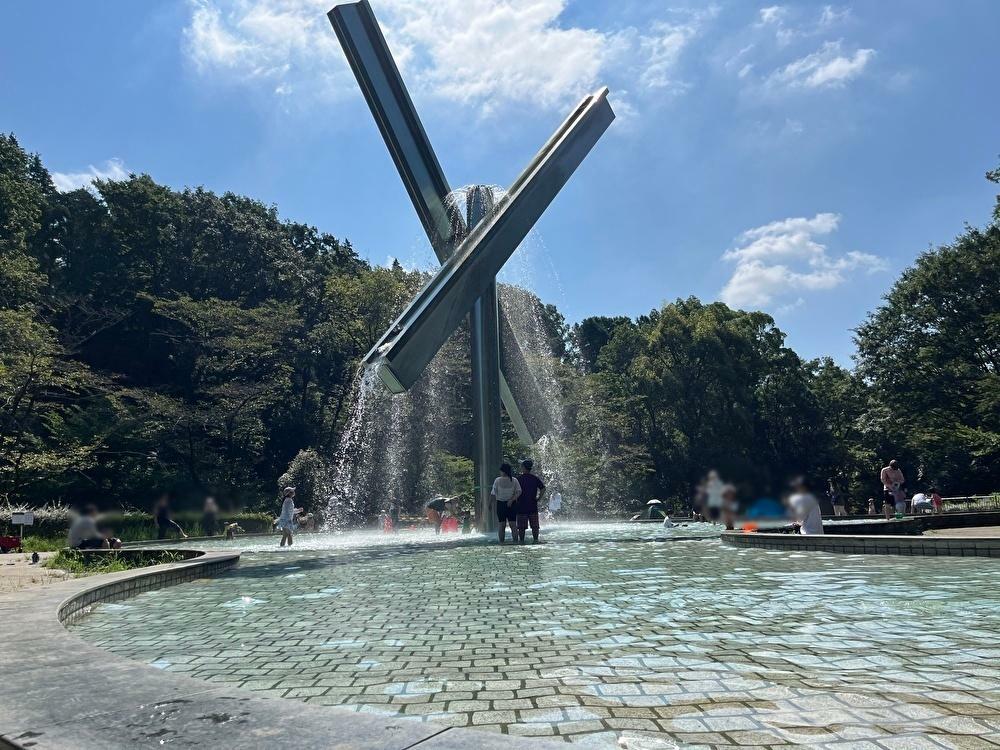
[329,0,614,528]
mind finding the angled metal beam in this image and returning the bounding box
[499,310,553,441]
[328,0,460,259]
[364,88,615,392]
[329,0,556,444]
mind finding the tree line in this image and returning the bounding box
[1,133,997,518]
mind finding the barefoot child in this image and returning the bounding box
[277,486,299,547]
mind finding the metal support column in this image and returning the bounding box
[467,186,502,534]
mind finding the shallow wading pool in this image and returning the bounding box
[70,524,1000,748]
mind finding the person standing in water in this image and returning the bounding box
[547,490,562,519]
[880,459,905,519]
[491,464,521,544]
[424,496,456,534]
[202,495,219,536]
[276,486,299,547]
[154,494,187,540]
[515,459,545,544]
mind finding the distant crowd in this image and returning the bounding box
[62,455,952,550]
[682,458,948,538]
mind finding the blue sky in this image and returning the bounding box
[3,1,999,365]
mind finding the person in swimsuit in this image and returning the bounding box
[880,459,905,519]
[424,496,456,534]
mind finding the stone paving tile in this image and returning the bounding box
[69,526,1000,749]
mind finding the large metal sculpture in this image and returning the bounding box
[328,0,614,531]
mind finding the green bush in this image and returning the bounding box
[1,504,274,543]
[104,511,275,541]
[46,549,187,576]
[19,535,65,552]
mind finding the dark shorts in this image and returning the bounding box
[882,490,895,510]
[497,501,516,523]
[516,513,540,531]
[75,537,105,550]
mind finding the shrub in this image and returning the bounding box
[46,549,187,576]
[1,502,274,542]
[278,449,329,513]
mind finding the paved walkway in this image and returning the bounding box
[71,530,1000,748]
[924,525,1000,538]
[0,548,564,750]
[0,552,71,594]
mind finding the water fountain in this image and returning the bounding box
[327,0,615,531]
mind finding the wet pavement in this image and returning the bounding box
[71,525,1000,748]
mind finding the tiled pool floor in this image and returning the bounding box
[71,525,1000,748]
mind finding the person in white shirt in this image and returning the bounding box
[704,470,725,524]
[911,492,933,514]
[548,491,562,519]
[276,486,300,547]
[787,477,824,535]
[68,505,110,549]
[490,463,521,544]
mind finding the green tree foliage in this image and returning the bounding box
[0,134,380,512]
[2,133,997,519]
[855,164,1000,493]
[556,299,836,511]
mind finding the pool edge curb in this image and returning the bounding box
[0,547,567,750]
[721,530,1000,556]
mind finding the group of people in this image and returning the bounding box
[690,470,738,527]
[418,459,554,543]
[154,494,255,540]
[491,459,546,544]
[870,459,943,517]
[787,459,946,535]
[421,496,471,534]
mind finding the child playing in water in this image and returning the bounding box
[276,486,299,547]
[930,487,943,514]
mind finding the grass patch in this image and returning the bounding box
[45,549,187,576]
[19,535,66,553]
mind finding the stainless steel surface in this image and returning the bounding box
[467,187,503,533]
[328,0,556,444]
[362,88,615,391]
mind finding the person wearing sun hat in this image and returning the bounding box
[276,486,299,547]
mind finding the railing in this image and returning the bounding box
[942,494,1000,512]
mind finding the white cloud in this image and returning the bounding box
[767,40,874,89]
[819,5,852,27]
[639,8,718,92]
[51,159,129,192]
[758,6,787,26]
[182,0,712,115]
[384,0,614,113]
[720,212,887,309]
[755,4,850,45]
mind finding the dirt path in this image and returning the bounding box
[0,552,73,594]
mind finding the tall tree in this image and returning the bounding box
[855,165,1000,492]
